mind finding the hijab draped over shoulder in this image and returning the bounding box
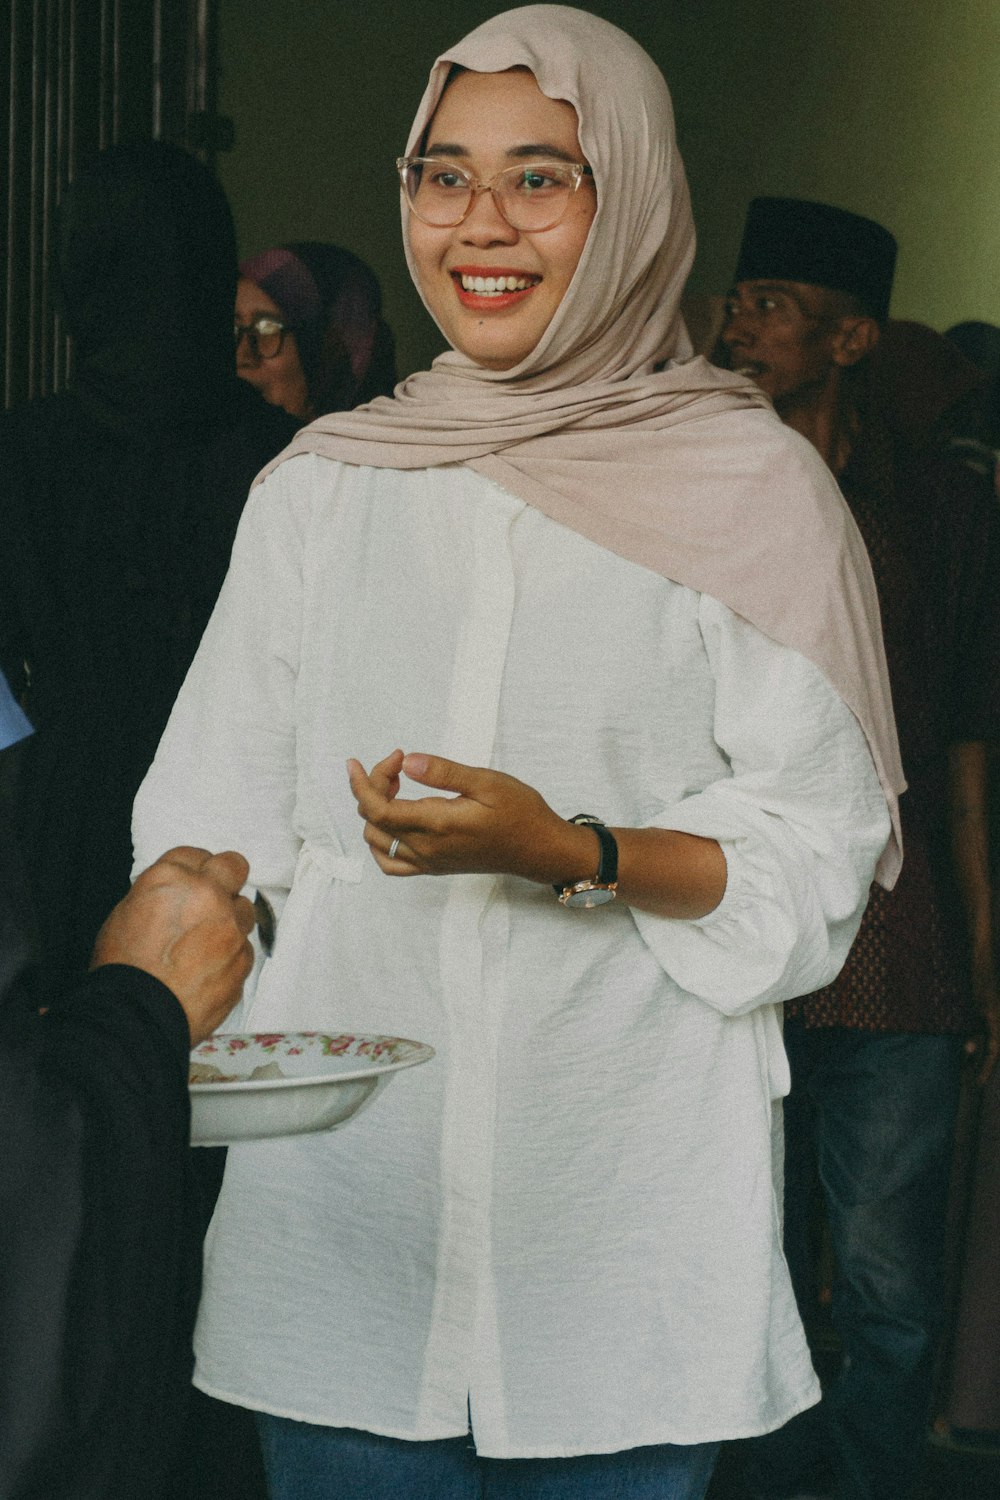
[256,3,904,885]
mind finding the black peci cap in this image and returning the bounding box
[733,197,897,322]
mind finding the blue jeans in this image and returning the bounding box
[746,1023,963,1500]
[256,1414,719,1499]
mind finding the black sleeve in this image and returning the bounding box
[944,470,1000,744]
[0,964,201,1500]
[909,449,1000,745]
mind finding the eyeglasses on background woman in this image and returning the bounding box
[233,313,296,361]
[235,242,397,423]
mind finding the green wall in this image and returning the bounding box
[218,0,1000,380]
[667,1,1000,328]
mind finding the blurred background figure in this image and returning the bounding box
[0,140,298,999]
[869,318,989,457]
[0,743,256,1500]
[721,197,1000,1500]
[944,321,1000,495]
[935,1021,1000,1456]
[928,315,1000,1460]
[236,241,397,420]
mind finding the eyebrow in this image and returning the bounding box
[729,282,794,297]
[423,142,582,163]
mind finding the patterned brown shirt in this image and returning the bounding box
[788,418,1000,1033]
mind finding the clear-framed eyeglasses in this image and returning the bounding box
[233,315,295,360]
[396,156,594,232]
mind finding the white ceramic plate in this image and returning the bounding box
[188,1031,434,1147]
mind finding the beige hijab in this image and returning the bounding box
[256,3,903,885]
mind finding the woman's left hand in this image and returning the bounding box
[347,750,592,885]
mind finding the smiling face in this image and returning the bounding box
[406,68,598,371]
[234,276,312,419]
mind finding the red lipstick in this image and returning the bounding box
[450,266,541,311]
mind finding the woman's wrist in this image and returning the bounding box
[534,816,605,888]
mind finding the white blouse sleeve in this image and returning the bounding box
[131,461,309,892]
[631,593,891,1015]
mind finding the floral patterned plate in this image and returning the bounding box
[188,1032,434,1147]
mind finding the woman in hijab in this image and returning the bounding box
[0,141,297,995]
[236,241,397,420]
[134,9,902,1497]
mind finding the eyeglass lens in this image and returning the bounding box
[403,161,582,231]
[234,317,285,358]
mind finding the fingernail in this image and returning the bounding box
[404,754,429,776]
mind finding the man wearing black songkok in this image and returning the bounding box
[0,141,298,996]
[722,198,1000,1500]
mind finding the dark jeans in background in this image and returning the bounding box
[746,1022,963,1500]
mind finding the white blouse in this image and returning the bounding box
[133,455,890,1457]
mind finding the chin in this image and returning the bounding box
[470,351,524,371]
[452,321,546,372]
[451,339,527,371]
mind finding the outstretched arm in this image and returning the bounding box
[0,843,254,1496]
[91,845,257,1045]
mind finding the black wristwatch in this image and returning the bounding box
[554,814,619,908]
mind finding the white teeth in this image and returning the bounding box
[460,273,536,294]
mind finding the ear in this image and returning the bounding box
[831,316,880,369]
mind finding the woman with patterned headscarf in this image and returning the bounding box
[236,241,397,420]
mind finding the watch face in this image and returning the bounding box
[562,884,617,909]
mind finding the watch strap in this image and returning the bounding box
[552,814,619,895]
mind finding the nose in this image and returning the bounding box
[459,186,519,246]
[235,329,260,368]
[721,306,753,351]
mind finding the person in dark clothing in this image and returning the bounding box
[236,240,398,420]
[721,198,1000,1500]
[0,140,298,996]
[928,319,1000,1455]
[944,320,1000,493]
[869,317,989,455]
[0,676,255,1500]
